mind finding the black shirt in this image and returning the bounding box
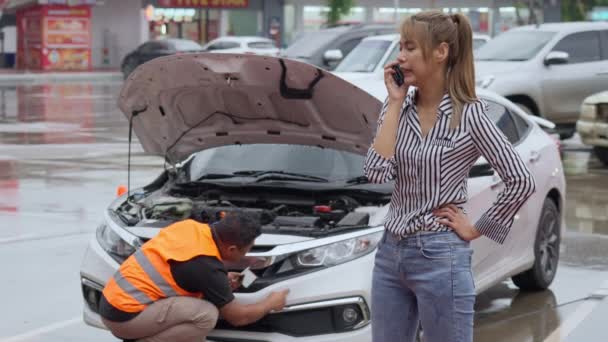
[99,256,234,322]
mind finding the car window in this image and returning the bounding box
[248,41,276,49]
[552,31,601,64]
[485,101,520,145]
[385,42,400,64]
[601,30,608,60]
[476,31,555,61]
[473,38,487,50]
[510,111,531,138]
[338,38,363,56]
[189,144,365,182]
[207,41,240,51]
[335,39,392,72]
[284,29,348,58]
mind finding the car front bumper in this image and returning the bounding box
[80,235,377,341]
[577,120,608,148]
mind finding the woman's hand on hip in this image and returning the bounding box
[383,61,408,103]
[434,204,482,241]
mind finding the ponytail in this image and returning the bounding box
[447,13,476,129]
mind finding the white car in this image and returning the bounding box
[202,36,280,56]
[333,33,490,82]
[576,90,608,165]
[80,54,565,342]
[475,22,608,138]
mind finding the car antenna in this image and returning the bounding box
[127,107,148,204]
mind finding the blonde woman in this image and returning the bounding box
[364,11,536,342]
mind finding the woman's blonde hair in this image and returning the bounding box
[400,11,476,128]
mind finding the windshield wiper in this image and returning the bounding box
[233,170,328,182]
[194,173,238,181]
[345,175,369,184]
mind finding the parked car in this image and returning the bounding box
[473,33,491,49]
[475,22,608,138]
[333,33,491,81]
[576,90,608,165]
[120,38,204,79]
[202,36,280,56]
[80,54,565,342]
[282,24,395,70]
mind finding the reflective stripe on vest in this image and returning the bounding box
[102,221,222,313]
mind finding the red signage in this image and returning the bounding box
[158,0,249,8]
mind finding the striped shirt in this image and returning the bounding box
[363,88,536,244]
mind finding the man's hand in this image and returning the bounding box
[227,272,243,291]
[434,204,482,241]
[265,289,290,312]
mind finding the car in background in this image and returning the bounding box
[473,33,491,49]
[80,54,565,342]
[475,22,608,138]
[333,33,490,82]
[282,24,395,70]
[202,36,280,56]
[120,38,203,79]
[577,90,608,165]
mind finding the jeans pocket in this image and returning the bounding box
[420,241,452,260]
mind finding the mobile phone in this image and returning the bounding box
[391,65,404,87]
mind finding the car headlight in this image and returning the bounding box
[96,223,140,264]
[476,75,495,88]
[295,231,383,268]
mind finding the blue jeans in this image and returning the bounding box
[371,231,475,342]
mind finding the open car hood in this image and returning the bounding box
[118,53,383,164]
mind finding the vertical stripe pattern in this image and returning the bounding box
[363,89,536,244]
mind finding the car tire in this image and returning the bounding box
[512,198,561,291]
[594,147,608,166]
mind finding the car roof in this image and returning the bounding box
[213,36,274,43]
[511,21,608,33]
[362,32,491,42]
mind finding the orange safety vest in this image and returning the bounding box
[102,220,223,313]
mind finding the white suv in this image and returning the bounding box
[475,22,608,138]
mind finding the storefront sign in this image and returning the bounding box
[158,0,249,8]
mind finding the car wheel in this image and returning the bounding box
[594,147,608,166]
[512,198,561,291]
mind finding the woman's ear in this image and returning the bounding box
[434,42,450,64]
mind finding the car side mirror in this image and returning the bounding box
[323,49,344,63]
[544,51,569,66]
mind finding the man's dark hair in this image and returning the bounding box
[211,211,262,248]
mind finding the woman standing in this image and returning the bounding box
[364,11,536,342]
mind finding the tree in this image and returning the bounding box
[562,0,608,21]
[326,0,355,26]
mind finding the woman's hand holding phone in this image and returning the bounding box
[384,61,408,103]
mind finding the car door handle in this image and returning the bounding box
[529,150,541,163]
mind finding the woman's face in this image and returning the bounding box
[396,37,431,87]
[397,32,449,88]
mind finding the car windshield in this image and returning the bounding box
[188,144,365,182]
[335,39,393,72]
[475,31,556,61]
[172,40,203,51]
[248,41,277,49]
[283,29,347,58]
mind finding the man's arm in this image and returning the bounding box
[219,290,289,327]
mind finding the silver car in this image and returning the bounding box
[475,22,608,138]
[577,90,608,165]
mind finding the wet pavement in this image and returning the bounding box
[1,81,608,342]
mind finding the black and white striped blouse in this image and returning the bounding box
[364,88,536,244]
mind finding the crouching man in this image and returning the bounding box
[99,212,289,342]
